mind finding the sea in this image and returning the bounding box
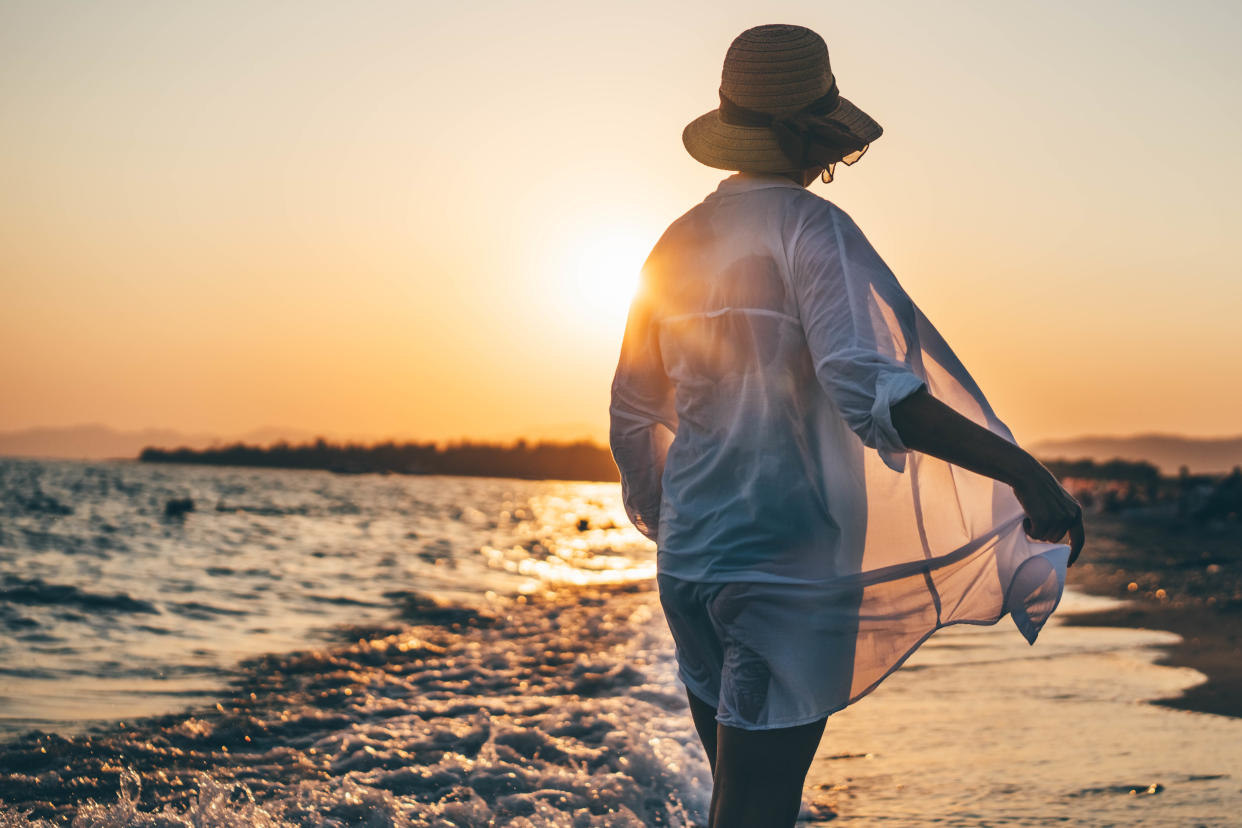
[1,456,1239,827]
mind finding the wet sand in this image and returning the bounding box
[1061,512,1242,718]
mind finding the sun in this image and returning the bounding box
[557,223,651,325]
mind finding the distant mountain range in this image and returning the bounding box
[1031,434,1242,475]
[4,424,1241,477]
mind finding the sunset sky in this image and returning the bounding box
[3,1,1240,447]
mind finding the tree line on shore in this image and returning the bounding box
[1045,458,1241,521]
[139,438,623,482]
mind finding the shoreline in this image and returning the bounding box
[1058,513,1242,718]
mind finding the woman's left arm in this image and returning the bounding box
[890,388,1086,564]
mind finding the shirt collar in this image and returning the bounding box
[708,172,806,199]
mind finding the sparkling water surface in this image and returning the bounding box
[1,457,1239,826]
[0,457,651,733]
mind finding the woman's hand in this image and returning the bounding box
[891,388,1086,565]
[1012,461,1086,565]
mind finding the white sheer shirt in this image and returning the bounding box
[610,173,1069,665]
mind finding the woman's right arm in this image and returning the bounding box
[890,387,1085,564]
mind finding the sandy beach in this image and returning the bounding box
[1061,512,1242,718]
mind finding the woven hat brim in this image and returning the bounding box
[682,96,882,173]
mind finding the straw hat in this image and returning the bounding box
[683,24,882,176]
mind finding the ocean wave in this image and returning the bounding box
[9,491,73,517]
[0,577,157,616]
[0,584,710,826]
[165,601,250,619]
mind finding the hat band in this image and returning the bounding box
[718,84,868,170]
[718,83,841,127]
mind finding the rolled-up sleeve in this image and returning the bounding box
[788,199,928,473]
[609,277,677,541]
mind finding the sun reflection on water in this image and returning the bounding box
[482,483,656,589]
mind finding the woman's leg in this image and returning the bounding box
[708,716,827,828]
[686,687,720,775]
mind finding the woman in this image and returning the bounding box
[609,24,1085,828]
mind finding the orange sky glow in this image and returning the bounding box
[2,1,1241,447]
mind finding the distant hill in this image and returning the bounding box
[0,424,318,460]
[1031,434,1242,476]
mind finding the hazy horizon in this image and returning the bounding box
[6,419,1242,447]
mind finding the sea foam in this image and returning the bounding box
[0,584,711,826]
